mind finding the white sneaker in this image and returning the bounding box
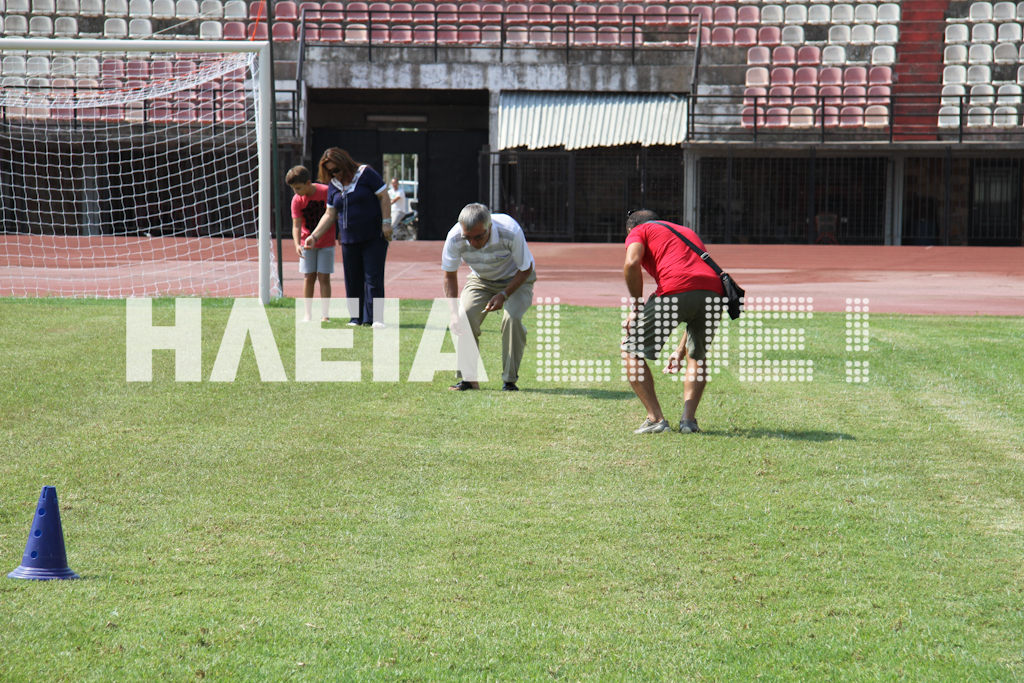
[371,321,386,329]
[633,418,671,434]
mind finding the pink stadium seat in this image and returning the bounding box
[480,3,501,24]
[303,25,320,39]
[597,4,619,25]
[772,45,796,66]
[529,25,551,43]
[839,106,864,127]
[815,105,840,127]
[248,21,268,39]
[758,26,780,47]
[173,101,196,123]
[275,1,297,20]
[369,22,388,41]
[125,59,148,79]
[319,21,342,40]
[574,4,596,26]
[102,58,125,79]
[644,4,666,26]
[797,46,820,67]
[346,1,368,21]
[770,67,794,87]
[413,24,434,41]
[691,4,711,25]
[481,24,500,42]
[506,3,528,24]
[457,24,479,43]
[506,25,528,43]
[820,67,843,87]
[843,85,867,106]
[573,25,596,44]
[223,104,247,124]
[819,85,842,105]
[733,27,756,46]
[368,2,388,21]
[845,67,868,87]
[528,3,552,24]
[389,2,411,22]
[768,85,792,106]
[551,4,572,25]
[795,67,817,87]
[149,101,175,123]
[248,0,265,19]
[736,5,758,25]
[320,1,342,21]
[597,25,619,44]
[710,26,732,45]
[298,1,320,21]
[764,108,789,128]
[741,106,765,129]
[436,2,456,22]
[793,85,817,106]
[459,2,480,22]
[151,59,173,79]
[748,46,770,66]
[868,66,892,85]
[223,20,246,38]
[411,3,434,24]
[689,25,710,45]
[436,23,457,42]
[667,6,689,27]
[867,85,891,105]
[622,5,643,27]
[272,21,294,40]
[713,6,735,25]
[174,59,196,78]
[743,86,766,105]
[620,25,639,47]
[390,24,412,42]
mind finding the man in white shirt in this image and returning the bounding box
[441,203,536,391]
[387,178,409,231]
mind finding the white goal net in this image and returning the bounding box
[0,39,280,301]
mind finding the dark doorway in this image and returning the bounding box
[969,160,1022,246]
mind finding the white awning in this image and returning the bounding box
[498,92,688,151]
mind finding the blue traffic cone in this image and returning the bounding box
[8,486,80,580]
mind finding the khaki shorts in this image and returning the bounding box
[622,290,720,361]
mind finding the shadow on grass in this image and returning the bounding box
[523,387,634,400]
[703,428,856,441]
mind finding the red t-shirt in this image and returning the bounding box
[291,183,333,248]
[625,221,725,297]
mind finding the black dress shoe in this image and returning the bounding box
[449,380,477,391]
[501,382,519,391]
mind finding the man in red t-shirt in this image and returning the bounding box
[287,165,333,322]
[622,209,725,434]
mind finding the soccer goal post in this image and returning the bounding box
[0,38,280,303]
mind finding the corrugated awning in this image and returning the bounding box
[498,92,687,151]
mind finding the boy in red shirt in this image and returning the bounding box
[287,166,332,322]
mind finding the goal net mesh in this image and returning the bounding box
[0,43,280,298]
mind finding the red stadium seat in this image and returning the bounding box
[411,2,434,24]
[319,21,342,40]
[839,105,864,127]
[248,0,264,19]
[368,2,388,21]
[459,2,480,23]
[845,67,868,87]
[528,3,550,24]
[736,5,758,25]
[457,24,480,43]
[758,26,780,47]
[797,46,820,67]
[506,25,528,43]
[764,108,789,128]
[815,105,839,127]
[768,85,792,106]
[573,25,595,44]
[272,21,294,40]
[125,59,148,79]
[551,4,572,25]
[346,1,368,22]
[666,5,688,27]
[390,24,412,42]
[223,20,246,38]
[573,4,596,26]
[369,22,388,41]
[275,1,297,20]
[710,26,732,45]
[320,1,342,21]
[772,46,796,66]
[436,2,456,22]
[741,106,765,129]
[713,5,735,25]
[597,26,619,44]
[843,85,867,106]
[793,85,817,106]
[733,27,756,46]
[868,66,892,85]
[622,5,643,28]
[412,24,433,41]
[867,85,891,105]
[644,4,666,27]
[743,86,766,105]
[389,2,412,23]
[298,1,320,21]
[770,67,794,87]
[597,4,619,25]
[529,25,551,43]
[505,3,528,25]
[480,3,501,24]
[819,67,843,87]
[795,66,818,86]
[102,58,126,79]
[819,85,842,105]
[435,23,457,42]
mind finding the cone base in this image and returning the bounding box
[8,565,80,580]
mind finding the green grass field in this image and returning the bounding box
[1,297,1022,680]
